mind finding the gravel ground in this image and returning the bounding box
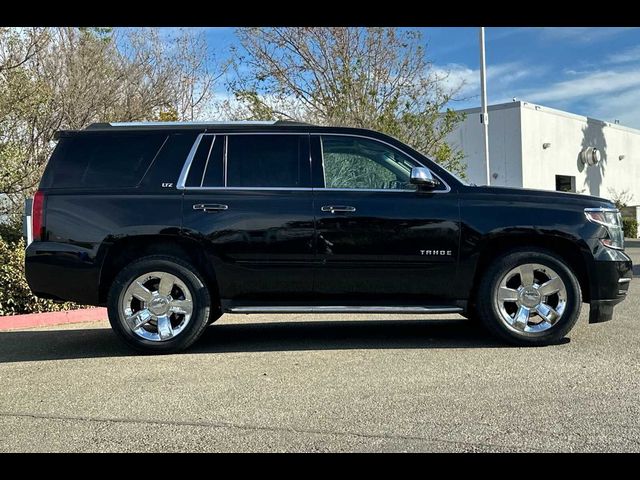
[0,243,638,452]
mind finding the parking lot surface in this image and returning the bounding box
[1,243,639,452]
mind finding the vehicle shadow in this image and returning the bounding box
[0,318,543,363]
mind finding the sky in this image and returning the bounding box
[197,27,640,128]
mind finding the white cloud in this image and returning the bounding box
[488,65,640,129]
[586,87,640,127]
[606,45,640,64]
[487,62,540,85]
[567,83,640,129]
[432,63,478,97]
[434,61,541,103]
[513,68,640,104]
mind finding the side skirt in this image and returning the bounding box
[225,305,463,314]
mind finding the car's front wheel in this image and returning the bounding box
[107,255,211,353]
[476,248,582,346]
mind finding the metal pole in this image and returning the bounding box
[479,27,490,185]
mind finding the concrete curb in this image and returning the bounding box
[0,307,107,330]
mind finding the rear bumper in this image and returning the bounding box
[24,241,101,305]
[587,245,632,323]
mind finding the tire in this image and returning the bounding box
[476,248,582,346]
[107,255,212,354]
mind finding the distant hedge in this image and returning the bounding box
[0,236,84,316]
[623,218,638,239]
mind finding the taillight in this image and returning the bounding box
[32,190,45,241]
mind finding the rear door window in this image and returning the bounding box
[226,135,309,188]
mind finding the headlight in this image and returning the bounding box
[584,208,624,250]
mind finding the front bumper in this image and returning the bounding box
[589,295,628,323]
[587,242,633,323]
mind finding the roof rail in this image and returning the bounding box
[273,119,311,126]
[84,120,316,130]
[85,120,283,129]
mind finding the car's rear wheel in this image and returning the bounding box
[107,255,211,353]
[476,248,582,346]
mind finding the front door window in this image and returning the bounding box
[321,136,416,190]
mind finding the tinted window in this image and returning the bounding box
[321,136,416,190]
[226,135,305,188]
[202,136,225,187]
[139,132,199,190]
[185,135,214,187]
[42,133,167,188]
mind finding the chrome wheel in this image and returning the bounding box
[120,271,194,342]
[494,263,567,334]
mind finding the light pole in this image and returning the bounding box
[479,27,491,185]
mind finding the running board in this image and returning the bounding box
[227,306,463,314]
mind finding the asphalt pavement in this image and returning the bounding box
[1,243,639,452]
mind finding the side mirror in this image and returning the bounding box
[410,167,439,189]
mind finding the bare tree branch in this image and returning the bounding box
[1,26,225,220]
[228,27,466,178]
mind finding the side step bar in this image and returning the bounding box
[227,306,463,314]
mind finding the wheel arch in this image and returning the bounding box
[98,235,221,305]
[470,234,591,305]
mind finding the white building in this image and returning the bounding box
[448,100,640,201]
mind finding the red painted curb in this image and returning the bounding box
[0,307,108,330]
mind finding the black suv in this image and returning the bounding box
[25,121,633,353]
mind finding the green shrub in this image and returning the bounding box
[0,236,85,315]
[623,218,638,239]
[0,219,23,244]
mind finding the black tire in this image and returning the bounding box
[476,248,582,346]
[107,255,211,354]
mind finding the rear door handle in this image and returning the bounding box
[193,203,229,213]
[321,205,356,213]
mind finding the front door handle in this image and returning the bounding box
[193,203,229,213]
[321,205,356,214]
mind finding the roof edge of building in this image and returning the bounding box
[457,100,640,136]
[455,101,522,115]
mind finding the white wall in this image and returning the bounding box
[446,103,523,187]
[448,101,640,206]
[519,103,640,203]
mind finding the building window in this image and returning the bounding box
[555,175,576,193]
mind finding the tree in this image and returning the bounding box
[0,27,50,225]
[0,27,225,227]
[227,27,467,177]
[608,187,634,210]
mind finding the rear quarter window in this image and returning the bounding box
[41,132,167,189]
